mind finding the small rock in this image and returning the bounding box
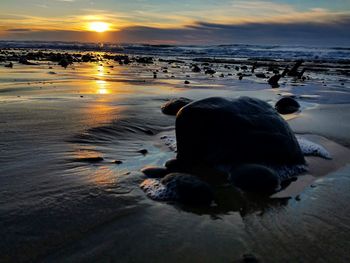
[114,160,123,165]
[192,65,201,72]
[138,149,148,155]
[275,97,300,114]
[205,69,216,75]
[141,166,169,178]
[255,73,267,78]
[161,173,214,205]
[73,157,104,163]
[161,97,193,116]
[58,58,70,68]
[268,74,281,88]
[4,62,13,68]
[184,80,190,84]
[19,57,37,65]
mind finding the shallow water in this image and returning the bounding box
[0,53,350,262]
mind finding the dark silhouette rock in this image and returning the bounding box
[205,69,216,75]
[176,97,305,167]
[19,57,37,65]
[141,166,169,178]
[230,164,280,195]
[58,58,71,68]
[161,97,193,116]
[161,173,214,205]
[251,63,257,73]
[81,54,94,62]
[255,73,267,78]
[288,60,304,77]
[297,68,307,79]
[281,66,289,77]
[192,65,201,72]
[4,62,13,68]
[184,80,190,84]
[73,157,104,163]
[275,97,300,114]
[138,149,148,155]
[268,74,281,88]
[136,57,153,64]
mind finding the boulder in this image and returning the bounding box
[275,97,300,114]
[230,164,280,195]
[161,97,193,116]
[176,97,305,167]
[161,173,214,205]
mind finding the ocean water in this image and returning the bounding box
[0,42,350,262]
[1,40,350,62]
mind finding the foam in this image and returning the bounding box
[296,137,332,159]
[140,179,178,201]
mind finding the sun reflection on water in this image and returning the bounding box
[97,65,105,77]
[95,80,110,94]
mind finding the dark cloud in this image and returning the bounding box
[2,15,350,46]
[6,28,33,32]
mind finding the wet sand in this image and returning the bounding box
[0,50,350,262]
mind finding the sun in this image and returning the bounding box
[88,22,110,33]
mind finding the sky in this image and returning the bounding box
[0,0,350,45]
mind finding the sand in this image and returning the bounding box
[0,49,349,262]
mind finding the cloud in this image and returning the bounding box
[5,28,32,32]
[2,15,350,46]
[1,1,349,46]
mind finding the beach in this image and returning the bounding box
[0,43,350,262]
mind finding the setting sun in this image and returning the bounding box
[88,22,110,32]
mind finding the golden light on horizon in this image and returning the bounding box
[88,22,110,32]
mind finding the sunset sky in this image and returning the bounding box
[1,0,350,45]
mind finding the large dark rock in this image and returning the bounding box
[275,97,300,114]
[161,97,193,116]
[176,97,305,167]
[230,164,280,195]
[161,173,214,205]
